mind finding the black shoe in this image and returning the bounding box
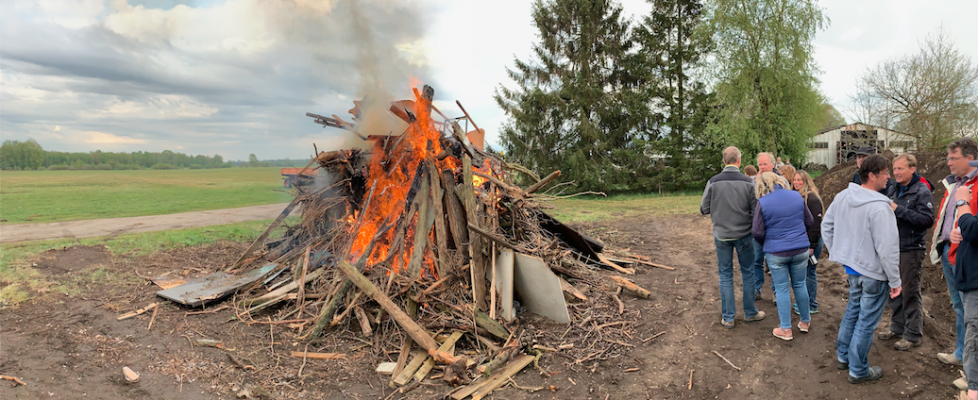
[836,360,848,370]
[847,366,883,384]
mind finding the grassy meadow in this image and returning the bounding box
[0,167,292,223]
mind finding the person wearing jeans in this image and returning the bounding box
[792,170,824,315]
[752,172,813,341]
[822,155,902,384]
[948,179,977,400]
[701,147,766,328]
[753,152,777,299]
[931,137,978,367]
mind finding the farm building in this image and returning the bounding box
[807,122,915,169]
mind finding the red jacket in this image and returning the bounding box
[931,172,978,265]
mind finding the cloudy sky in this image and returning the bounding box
[2,0,976,161]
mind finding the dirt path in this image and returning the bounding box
[0,214,963,399]
[0,203,294,243]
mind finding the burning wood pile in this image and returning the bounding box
[182,85,664,397]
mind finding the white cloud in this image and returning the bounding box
[79,95,219,119]
[85,131,147,144]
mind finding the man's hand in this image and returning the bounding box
[952,227,963,244]
[809,249,814,255]
[890,286,902,299]
[891,201,898,211]
[956,185,973,203]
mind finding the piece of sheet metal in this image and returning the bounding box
[157,264,277,307]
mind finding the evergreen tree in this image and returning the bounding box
[494,0,652,192]
[633,0,717,190]
[705,0,827,163]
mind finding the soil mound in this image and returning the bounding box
[34,245,111,275]
[814,151,950,209]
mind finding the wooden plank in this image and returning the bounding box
[407,175,433,279]
[460,155,487,310]
[558,276,587,301]
[426,159,451,278]
[449,354,534,400]
[336,260,457,364]
[413,331,463,382]
[392,351,427,386]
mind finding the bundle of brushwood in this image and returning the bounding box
[225,85,661,398]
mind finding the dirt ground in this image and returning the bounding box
[0,214,964,399]
[0,203,293,243]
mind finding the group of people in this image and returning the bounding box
[700,138,978,395]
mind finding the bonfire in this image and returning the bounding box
[164,84,664,398]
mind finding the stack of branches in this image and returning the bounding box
[221,90,658,397]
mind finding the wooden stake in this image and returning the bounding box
[489,243,497,319]
[460,155,487,310]
[336,260,457,364]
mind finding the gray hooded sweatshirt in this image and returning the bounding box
[821,183,902,288]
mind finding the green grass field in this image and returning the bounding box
[0,168,292,223]
[549,191,702,223]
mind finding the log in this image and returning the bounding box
[472,171,522,195]
[525,170,560,194]
[407,175,434,279]
[290,351,347,360]
[597,254,635,275]
[425,159,451,277]
[609,276,650,299]
[228,197,301,271]
[336,260,457,364]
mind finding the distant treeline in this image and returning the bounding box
[0,139,231,171]
[228,155,308,168]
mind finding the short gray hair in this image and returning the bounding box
[722,146,741,165]
[757,152,775,165]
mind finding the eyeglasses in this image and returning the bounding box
[948,156,964,162]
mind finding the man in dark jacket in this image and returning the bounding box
[952,172,976,400]
[877,154,934,351]
[852,146,895,194]
[701,146,766,328]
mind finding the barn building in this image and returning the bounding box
[807,122,916,169]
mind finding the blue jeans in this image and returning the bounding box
[942,244,965,359]
[807,238,824,310]
[837,274,889,379]
[768,252,810,329]
[715,236,759,322]
[753,239,767,295]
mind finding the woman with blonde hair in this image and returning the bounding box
[752,172,814,340]
[779,165,796,187]
[792,170,824,314]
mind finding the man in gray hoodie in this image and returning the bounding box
[822,154,902,384]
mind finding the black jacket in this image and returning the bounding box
[955,213,978,291]
[885,173,935,252]
[803,194,823,250]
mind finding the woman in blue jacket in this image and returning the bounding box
[753,172,815,340]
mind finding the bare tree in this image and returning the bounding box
[851,28,978,151]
